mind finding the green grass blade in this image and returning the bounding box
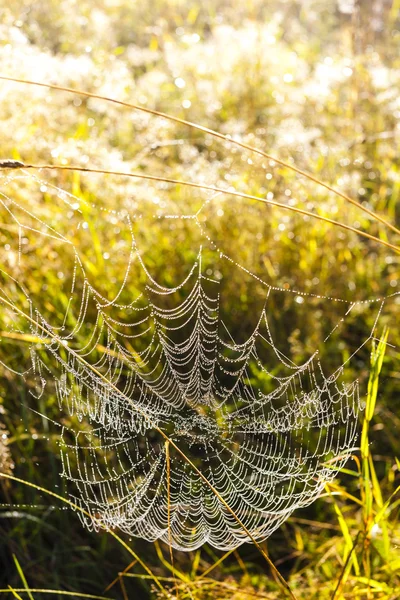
[7,587,24,600]
[325,485,360,576]
[12,556,34,600]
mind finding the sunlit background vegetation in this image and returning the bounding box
[0,0,399,598]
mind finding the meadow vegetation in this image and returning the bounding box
[0,1,399,598]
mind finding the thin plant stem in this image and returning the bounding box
[0,590,114,600]
[0,75,399,237]
[5,162,400,254]
[165,440,179,599]
[12,555,34,600]
[7,588,24,600]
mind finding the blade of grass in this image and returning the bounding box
[325,486,360,576]
[7,588,24,600]
[190,550,201,579]
[233,549,250,582]
[324,482,363,506]
[373,483,400,526]
[352,576,390,592]
[118,578,128,600]
[331,531,362,600]
[368,454,390,560]
[12,555,34,600]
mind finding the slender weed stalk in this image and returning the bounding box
[0,75,399,238]
[12,556,34,600]
[3,162,398,254]
[0,590,113,600]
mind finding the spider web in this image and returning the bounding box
[0,162,389,551]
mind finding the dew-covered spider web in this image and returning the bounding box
[0,130,397,551]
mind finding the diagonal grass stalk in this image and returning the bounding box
[12,556,34,600]
[0,75,399,238]
[0,590,114,600]
[7,162,400,255]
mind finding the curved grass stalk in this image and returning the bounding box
[6,162,400,254]
[0,75,399,238]
[0,292,298,600]
[0,590,114,600]
[0,473,168,597]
